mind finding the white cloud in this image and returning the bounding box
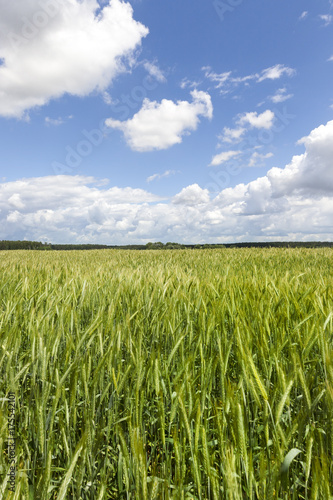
[202,67,233,93]
[319,14,333,26]
[202,64,295,94]
[45,115,72,126]
[257,65,296,82]
[209,150,241,167]
[2,121,333,243]
[0,0,148,118]
[210,120,333,229]
[213,111,275,166]
[265,121,333,197]
[231,75,258,84]
[270,88,293,103]
[102,91,115,105]
[105,90,213,151]
[238,110,275,129]
[202,66,257,96]
[146,170,178,182]
[218,127,246,144]
[45,117,65,126]
[299,11,308,20]
[180,78,201,90]
[143,61,166,83]
[248,151,273,167]
[328,55,333,62]
[172,184,210,206]
[0,175,164,242]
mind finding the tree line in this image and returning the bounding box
[1,240,333,251]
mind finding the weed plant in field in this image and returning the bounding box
[0,248,332,498]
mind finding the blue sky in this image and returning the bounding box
[0,0,333,244]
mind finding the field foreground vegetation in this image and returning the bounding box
[0,248,332,499]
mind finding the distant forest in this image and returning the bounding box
[1,240,333,250]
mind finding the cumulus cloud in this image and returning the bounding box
[1,121,333,243]
[209,150,241,167]
[172,184,210,206]
[0,0,148,118]
[239,121,333,200]
[210,120,333,230]
[105,90,213,151]
[238,110,275,129]
[0,175,164,242]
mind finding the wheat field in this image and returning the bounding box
[0,248,332,499]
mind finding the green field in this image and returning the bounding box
[0,249,332,499]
